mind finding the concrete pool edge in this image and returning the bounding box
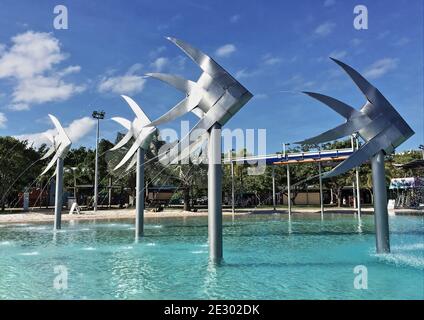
[0,207,422,225]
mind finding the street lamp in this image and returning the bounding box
[92,110,105,212]
[282,142,290,159]
[282,143,291,216]
[419,145,424,160]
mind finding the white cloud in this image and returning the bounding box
[0,112,7,128]
[149,46,166,58]
[15,116,96,147]
[173,55,187,71]
[58,65,81,77]
[363,58,398,79]
[324,0,336,7]
[126,63,143,75]
[98,74,146,95]
[230,14,241,23]
[0,31,64,79]
[314,22,336,37]
[235,68,260,79]
[215,44,236,58]
[262,54,282,66]
[10,75,85,110]
[150,57,169,72]
[98,64,146,95]
[0,31,85,111]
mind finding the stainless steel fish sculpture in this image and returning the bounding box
[110,95,157,171]
[40,114,72,176]
[145,37,253,163]
[296,58,414,178]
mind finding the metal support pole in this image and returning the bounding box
[353,181,357,209]
[318,162,324,219]
[208,123,222,262]
[287,164,291,216]
[135,147,145,238]
[54,158,64,230]
[355,137,362,218]
[351,135,357,210]
[356,168,361,217]
[93,118,100,212]
[230,150,235,217]
[371,150,390,253]
[272,165,276,211]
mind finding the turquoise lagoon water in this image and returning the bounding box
[0,214,423,300]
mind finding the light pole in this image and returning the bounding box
[419,145,424,160]
[272,165,276,211]
[313,143,325,219]
[92,110,105,212]
[283,143,291,216]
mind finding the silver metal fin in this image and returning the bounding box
[166,37,233,82]
[44,133,55,145]
[40,146,56,160]
[191,107,204,118]
[40,152,60,176]
[168,132,209,164]
[303,91,359,119]
[295,121,361,145]
[330,58,389,107]
[111,117,131,130]
[110,129,133,151]
[48,114,71,145]
[323,133,390,178]
[147,87,203,127]
[114,130,150,170]
[163,110,217,164]
[121,95,151,126]
[145,73,197,94]
[125,154,137,172]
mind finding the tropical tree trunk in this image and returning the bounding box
[291,191,297,205]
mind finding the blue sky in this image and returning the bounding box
[0,0,422,154]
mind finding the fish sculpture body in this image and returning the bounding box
[297,58,414,178]
[146,37,253,163]
[40,114,72,176]
[111,95,157,171]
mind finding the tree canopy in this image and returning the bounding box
[0,133,421,211]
